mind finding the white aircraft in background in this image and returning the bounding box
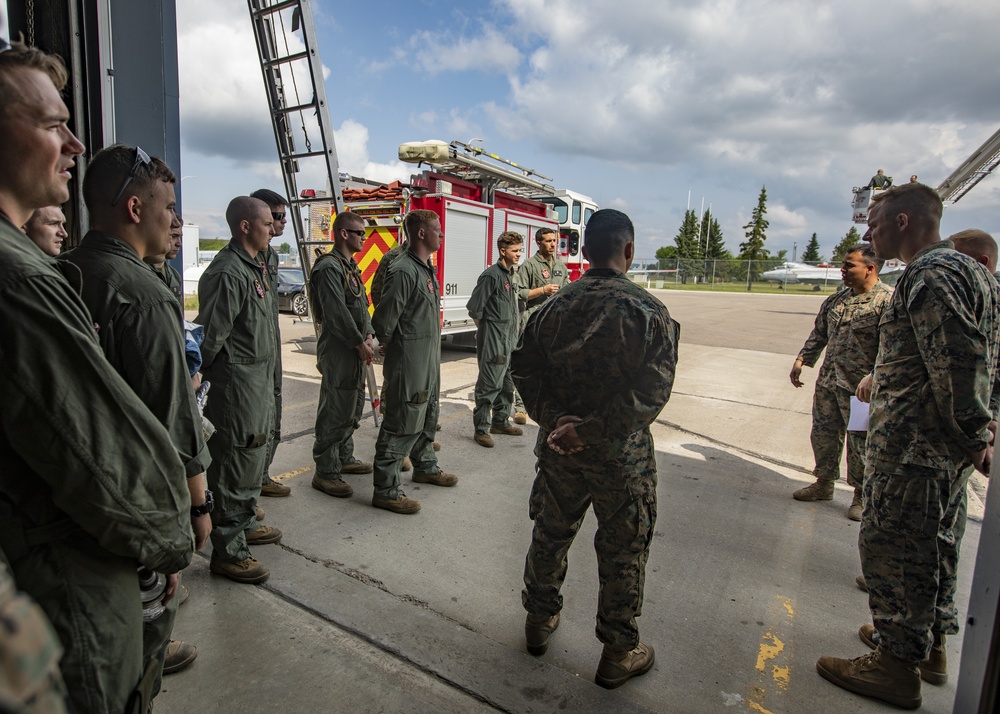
[762,260,905,286]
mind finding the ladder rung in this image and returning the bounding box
[283,149,329,161]
[250,0,300,20]
[273,100,316,115]
[263,51,310,69]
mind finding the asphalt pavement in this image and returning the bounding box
[159,289,982,714]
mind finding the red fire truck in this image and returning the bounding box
[308,140,595,335]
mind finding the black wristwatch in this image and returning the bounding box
[191,490,214,517]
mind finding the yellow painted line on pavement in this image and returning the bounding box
[748,595,795,712]
[273,465,313,482]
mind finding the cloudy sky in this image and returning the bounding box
[176,0,1000,261]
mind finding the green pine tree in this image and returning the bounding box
[673,209,702,259]
[831,227,862,264]
[801,233,820,263]
[739,186,769,291]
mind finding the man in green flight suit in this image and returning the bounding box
[250,188,292,498]
[310,211,376,498]
[198,196,280,584]
[468,231,525,447]
[511,227,568,424]
[371,209,458,514]
[512,209,679,690]
[0,42,195,714]
[64,144,211,698]
[145,213,185,320]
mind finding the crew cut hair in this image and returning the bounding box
[583,209,634,263]
[83,145,176,215]
[949,229,998,272]
[250,188,289,207]
[226,196,268,235]
[845,244,883,271]
[498,231,523,250]
[0,41,69,117]
[871,182,943,224]
[331,210,364,237]
[535,226,557,243]
[403,209,438,244]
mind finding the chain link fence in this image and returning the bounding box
[628,258,845,293]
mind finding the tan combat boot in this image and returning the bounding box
[246,525,282,545]
[490,423,523,436]
[525,612,560,655]
[847,488,863,521]
[855,574,868,592]
[595,642,655,689]
[163,640,197,675]
[859,624,947,685]
[312,475,354,498]
[341,458,373,475]
[474,432,495,448]
[255,504,265,521]
[513,412,528,425]
[816,648,921,709]
[261,476,291,497]
[432,441,441,451]
[793,478,835,501]
[412,470,458,487]
[401,456,413,471]
[372,493,421,514]
[210,556,270,584]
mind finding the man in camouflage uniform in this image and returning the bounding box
[0,43,194,713]
[790,245,892,519]
[0,558,68,713]
[510,227,568,424]
[250,188,291,498]
[512,209,679,690]
[371,210,458,514]
[65,145,212,696]
[467,231,524,447]
[310,212,376,499]
[818,184,1000,709]
[198,197,280,584]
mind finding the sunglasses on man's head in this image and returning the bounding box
[111,147,151,207]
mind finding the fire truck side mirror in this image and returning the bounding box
[568,230,580,257]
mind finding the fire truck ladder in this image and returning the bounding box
[246,0,343,289]
[412,140,556,202]
[936,126,1000,205]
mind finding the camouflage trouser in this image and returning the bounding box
[473,357,514,433]
[522,429,657,652]
[313,360,365,478]
[859,463,973,663]
[811,384,865,487]
[0,527,143,714]
[512,386,525,414]
[372,390,440,499]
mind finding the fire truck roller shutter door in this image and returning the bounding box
[443,201,491,329]
[504,220,530,264]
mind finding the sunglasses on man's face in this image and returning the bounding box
[271,212,286,221]
[111,147,151,207]
[344,229,365,237]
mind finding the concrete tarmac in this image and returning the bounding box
[161,289,982,713]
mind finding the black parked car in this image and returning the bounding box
[277,267,308,316]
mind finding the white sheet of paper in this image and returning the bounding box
[848,396,870,432]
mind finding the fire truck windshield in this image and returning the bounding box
[541,198,568,224]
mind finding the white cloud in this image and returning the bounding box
[410,26,521,75]
[334,120,411,184]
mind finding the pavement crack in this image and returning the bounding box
[671,390,811,415]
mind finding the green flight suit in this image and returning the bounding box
[371,249,441,498]
[512,253,568,413]
[311,251,373,480]
[467,261,519,433]
[259,246,282,486]
[197,243,276,564]
[370,243,405,309]
[0,215,193,714]
[151,261,184,321]
[64,230,211,700]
